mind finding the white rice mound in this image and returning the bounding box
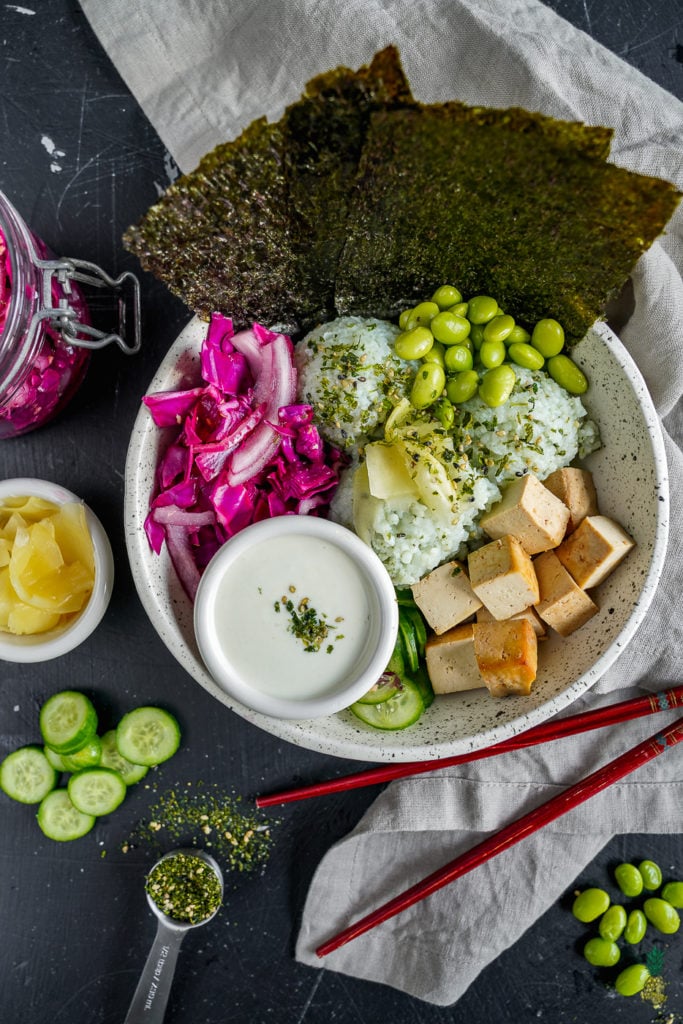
[453,365,600,485]
[294,316,414,451]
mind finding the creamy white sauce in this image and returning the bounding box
[212,534,375,700]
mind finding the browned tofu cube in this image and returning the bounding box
[472,619,538,697]
[411,560,482,635]
[542,468,598,533]
[534,550,599,636]
[555,515,635,589]
[476,602,547,639]
[468,535,540,620]
[425,623,485,694]
[480,474,570,554]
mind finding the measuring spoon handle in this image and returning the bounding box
[124,918,187,1024]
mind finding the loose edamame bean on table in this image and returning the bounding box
[572,887,611,923]
[615,964,650,996]
[643,897,681,934]
[638,859,663,890]
[623,909,647,944]
[583,937,621,968]
[614,862,644,898]
[598,904,627,942]
[661,881,683,908]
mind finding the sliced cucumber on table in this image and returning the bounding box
[39,690,98,754]
[99,730,148,785]
[1,746,57,804]
[68,768,127,816]
[61,735,102,772]
[37,788,95,841]
[116,706,181,766]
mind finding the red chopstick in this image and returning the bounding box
[256,686,683,807]
[316,714,683,957]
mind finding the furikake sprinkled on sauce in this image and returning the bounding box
[274,585,345,653]
[146,851,222,925]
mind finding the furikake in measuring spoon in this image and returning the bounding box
[146,851,222,925]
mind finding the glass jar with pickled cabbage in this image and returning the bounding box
[0,189,141,439]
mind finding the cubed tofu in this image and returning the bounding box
[555,515,635,589]
[468,534,540,620]
[542,467,598,533]
[533,550,599,636]
[425,623,485,694]
[472,619,538,697]
[479,474,570,554]
[476,602,547,639]
[411,560,482,634]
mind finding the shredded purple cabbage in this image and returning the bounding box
[144,314,345,600]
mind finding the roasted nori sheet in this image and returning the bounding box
[334,103,681,339]
[124,46,413,332]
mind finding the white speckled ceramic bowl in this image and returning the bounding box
[124,316,668,762]
[0,478,114,663]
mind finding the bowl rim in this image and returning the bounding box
[124,315,669,761]
[193,515,399,719]
[0,477,114,663]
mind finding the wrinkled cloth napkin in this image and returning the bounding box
[80,0,683,1004]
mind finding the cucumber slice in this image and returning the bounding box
[68,768,126,816]
[61,736,102,772]
[404,606,427,658]
[356,673,402,706]
[37,788,95,841]
[350,678,424,730]
[116,707,180,766]
[413,663,435,710]
[398,614,420,673]
[39,691,98,754]
[43,745,69,773]
[385,637,405,678]
[1,746,57,804]
[99,730,148,785]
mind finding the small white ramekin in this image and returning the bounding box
[0,477,114,662]
[194,516,398,720]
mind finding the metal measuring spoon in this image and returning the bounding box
[124,848,224,1024]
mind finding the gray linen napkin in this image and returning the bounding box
[79,0,683,1004]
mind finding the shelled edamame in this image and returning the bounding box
[569,857,682,998]
[394,284,588,413]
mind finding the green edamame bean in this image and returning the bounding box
[410,362,446,409]
[431,285,462,309]
[638,860,663,891]
[444,344,474,373]
[624,909,647,944]
[398,308,417,331]
[531,318,565,357]
[508,342,545,370]
[448,301,469,317]
[446,370,479,404]
[431,311,471,345]
[411,301,440,326]
[483,314,515,344]
[507,324,531,344]
[572,887,610,923]
[583,937,621,968]
[395,326,434,360]
[434,398,455,430]
[479,339,506,369]
[661,881,683,908]
[478,365,516,408]
[614,863,644,898]
[599,905,627,942]
[547,354,588,395]
[615,964,650,996]
[422,341,446,367]
[469,323,486,350]
[643,897,681,934]
[467,295,498,324]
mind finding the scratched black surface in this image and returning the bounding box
[0,2,681,1023]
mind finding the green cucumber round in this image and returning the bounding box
[115,707,180,767]
[37,788,95,841]
[39,691,98,754]
[350,678,424,730]
[99,730,148,785]
[1,746,57,804]
[68,768,127,816]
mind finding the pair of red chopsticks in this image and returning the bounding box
[255,687,683,957]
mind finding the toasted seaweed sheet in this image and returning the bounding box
[124,49,680,340]
[124,46,412,331]
[335,104,681,339]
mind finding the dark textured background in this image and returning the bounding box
[0,2,681,1022]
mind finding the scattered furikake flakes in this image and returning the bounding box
[146,851,222,925]
[122,782,275,876]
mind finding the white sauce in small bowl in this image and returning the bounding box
[194,517,398,719]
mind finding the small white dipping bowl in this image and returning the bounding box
[0,478,114,663]
[194,516,399,719]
